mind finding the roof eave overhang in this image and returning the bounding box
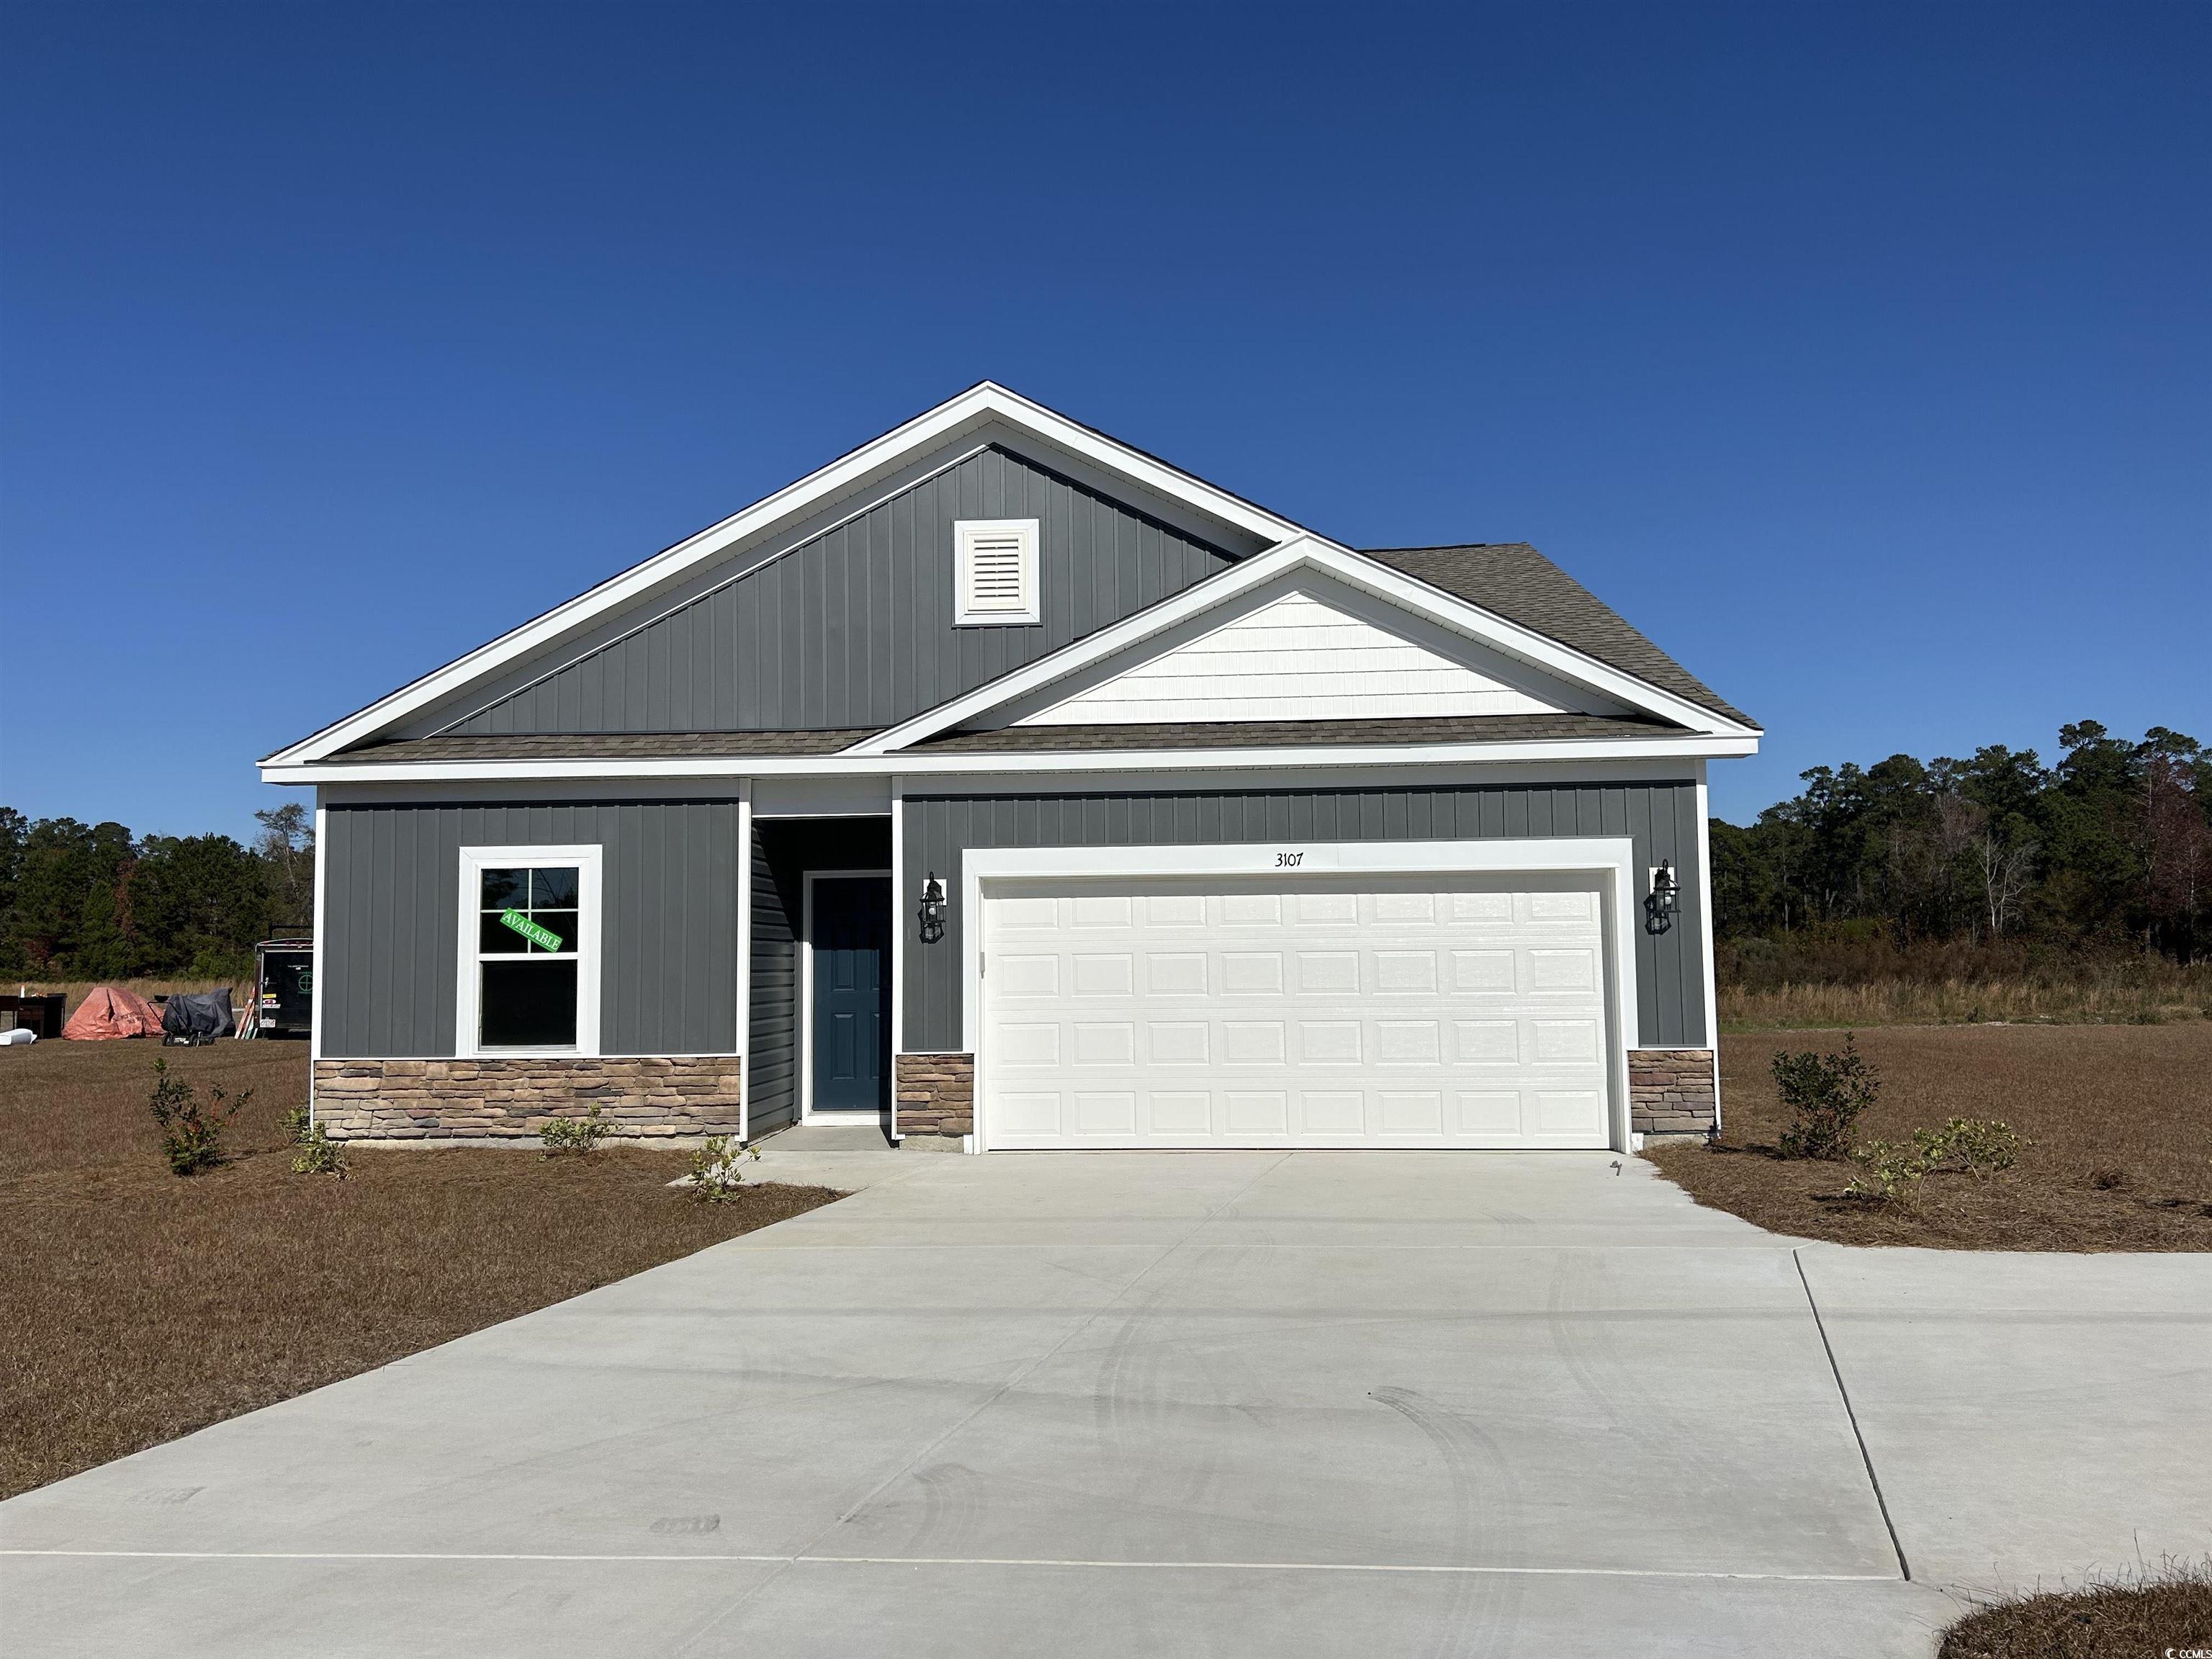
[261,731,1761,787]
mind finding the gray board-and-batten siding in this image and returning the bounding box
[319,781,1706,1064]
[400,443,1242,740]
[899,780,1709,1052]
[320,799,742,1058]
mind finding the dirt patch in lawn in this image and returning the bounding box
[0,1040,840,1500]
[1939,1566,2212,1657]
[1649,1024,2212,1250]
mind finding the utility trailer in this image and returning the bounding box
[253,935,313,1038]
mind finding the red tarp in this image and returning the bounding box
[63,986,167,1040]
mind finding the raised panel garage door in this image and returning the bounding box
[979,874,1613,1149]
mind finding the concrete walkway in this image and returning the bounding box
[4,1152,2206,1656]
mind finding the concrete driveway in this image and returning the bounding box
[4,1148,2206,1657]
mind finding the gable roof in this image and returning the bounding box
[850,533,1757,756]
[264,382,1307,768]
[1359,544,1753,727]
[261,386,1758,779]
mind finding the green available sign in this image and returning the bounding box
[499,909,565,952]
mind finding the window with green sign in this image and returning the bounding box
[476,866,583,1047]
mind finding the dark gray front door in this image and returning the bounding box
[811,876,891,1112]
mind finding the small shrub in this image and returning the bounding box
[1773,1035,1880,1160]
[1844,1138,1931,1207]
[282,1102,310,1143]
[291,1122,348,1177]
[148,1058,249,1176]
[1913,1117,2024,1177]
[539,1102,611,1156]
[686,1136,760,1202]
[1938,1558,2212,1658]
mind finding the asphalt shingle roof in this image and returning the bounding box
[348,730,877,762]
[1357,543,1755,728]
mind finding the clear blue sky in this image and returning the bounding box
[4,2,2205,838]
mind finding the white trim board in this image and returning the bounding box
[1694,761,1722,1133]
[888,781,907,1142]
[798,868,894,1123]
[454,844,603,1059]
[307,796,328,1127]
[310,778,752,805]
[736,781,753,1143]
[266,384,1305,766]
[958,837,1643,1155]
[315,757,1705,809]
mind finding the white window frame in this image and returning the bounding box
[953,518,1040,626]
[456,844,603,1058]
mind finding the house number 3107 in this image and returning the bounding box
[1275,850,1304,868]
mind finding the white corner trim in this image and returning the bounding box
[736,782,752,1143]
[1695,761,1722,1133]
[265,384,1305,766]
[852,536,1755,755]
[308,794,328,1125]
[454,843,603,1059]
[888,781,906,1143]
[958,836,1642,1154]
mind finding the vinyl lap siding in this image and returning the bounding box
[439,446,1237,737]
[747,826,797,1133]
[321,800,740,1057]
[1019,591,1562,725]
[901,782,1707,1051]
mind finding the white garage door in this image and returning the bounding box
[979,873,1614,1149]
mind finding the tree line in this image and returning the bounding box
[1712,721,2209,964]
[0,804,315,980]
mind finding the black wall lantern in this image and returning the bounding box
[917,872,946,944]
[1645,859,1680,935]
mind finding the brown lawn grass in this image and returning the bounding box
[1721,977,2210,1031]
[1940,1565,2212,1658]
[0,1039,840,1500]
[1650,1024,2212,1250]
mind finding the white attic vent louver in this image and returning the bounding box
[954,518,1040,625]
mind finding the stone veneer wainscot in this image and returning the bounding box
[313,1056,744,1141]
[895,1053,974,1140]
[1629,1049,1718,1139]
